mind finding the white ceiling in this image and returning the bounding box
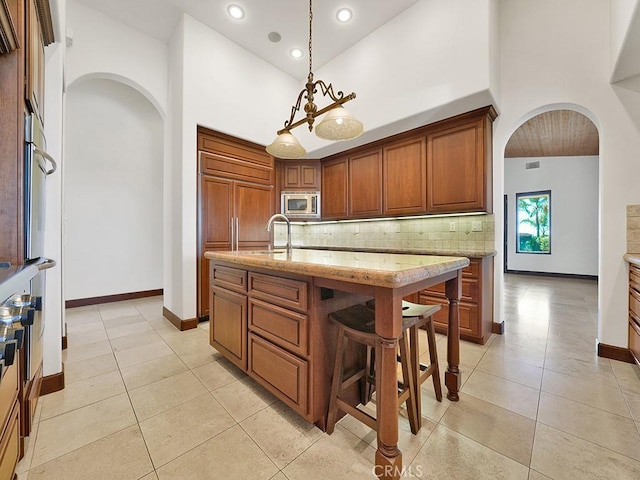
[73,0,421,80]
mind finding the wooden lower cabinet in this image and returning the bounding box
[210,285,247,370]
[419,256,494,344]
[628,264,640,366]
[210,264,314,419]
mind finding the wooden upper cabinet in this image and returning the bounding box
[349,149,382,218]
[321,157,348,219]
[235,181,273,247]
[426,107,495,214]
[383,137,426,216]
[282,161,320,190]
[25,0,54,123]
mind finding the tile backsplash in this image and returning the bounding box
[627,205,640,253]
[273,214,495,253]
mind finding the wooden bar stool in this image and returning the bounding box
[325,303,419,435]
[365,299,443,431]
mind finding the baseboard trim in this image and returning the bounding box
[65,289,163,308]
[492,321,505,334]
[163,306,198,331]
[40,364,65,396]
[505,270,598,281]
[61,335,67,350]
[597,342,635,364]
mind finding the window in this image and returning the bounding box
[516,191,550,254]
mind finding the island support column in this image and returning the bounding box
[373,288,403,480]
[445,270,463,401]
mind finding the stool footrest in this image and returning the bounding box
[336,398,377,431]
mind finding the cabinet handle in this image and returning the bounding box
[235,217,240,251]
[230,218,235,251]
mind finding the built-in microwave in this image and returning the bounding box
[281,191,320,218]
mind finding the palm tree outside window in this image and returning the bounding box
[516,191,551,254]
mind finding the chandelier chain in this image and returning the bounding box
[308,0,313,76]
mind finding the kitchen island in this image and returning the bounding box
[205,248,469,480]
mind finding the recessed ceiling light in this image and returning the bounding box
[227,4,245,20]
[290,48,303,59]
[336,8,352,23]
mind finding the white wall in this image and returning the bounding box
[65,0,168,115]
[504,156,599,276]
[497,0,640,348]
[64,78,163,299]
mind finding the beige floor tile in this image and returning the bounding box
[240,401,324,469]
[66,327,109,347]
[531,423,640,480]
[113,339,174,368]
[191,357,246,391]
[62,340,113,364]
[65,306,100,325]
[40,370,126,420]
[441,393,535,466]
[486,340,546,368]
[26,425,153,480]
[541,369,631,417]
[462,370,540,420]
[98,302,140,320]
[542,353,616,385]
[31,393,137,468]
[537,392,640,460]
[109,329,163,352]
[409,425,529,480]
[623,390,640,421]
[65,320,105,335]
[527,470,552,479]
[131,296,163,317]
[146,314,180,335]
[212,377,278,422]
[139,473,159,480]
[139,393,235,468]
[106,318,155,340]
[119,353,188,391]
[64,352,118,385]
[475,352,543,389]
[611,360,640,396]
[155,425,278,480]
[268,473,287,480]
[419,386,454,422]
[128,371,208,421]
[283,425,376,480]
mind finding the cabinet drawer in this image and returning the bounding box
[0,402,19,480]
[630,288,640,318]
[212,265,247,293]
[463,259,480,279]
[419,295,478,336]
[0,360,18,434]
[630,317,640,365]
[630,265,640,290]
[249,273,308,312]
[200,152,273,185]
[248,333,308,415]
[422,279,477,303]
[249,299,308,357]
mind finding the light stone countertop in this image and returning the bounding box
[205,248,470,289]
[624,253,640,267]
[295,245,496,258]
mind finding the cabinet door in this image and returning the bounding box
[349,149,382,217]
[282,162,320,190]
[235,181,273,248]
[383,137,427,215]
[210,286,247,370]
[25,0,44,121]
[199,177,233,318]
[321,158,348,219]
[426,117,489,213]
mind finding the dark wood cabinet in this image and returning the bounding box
[197,128,275,320]
[282,161,320,190]
[426,107,495,214]
[418,257,494,344]
[383,137,426,216]
[321,157,348,220]
[350,149,383,218]
[25,0,44,122]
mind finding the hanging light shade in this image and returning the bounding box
[266,131,307,158]
[266,0,363,159]
[315,106,364,141]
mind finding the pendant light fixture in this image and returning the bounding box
[266,0,363,159]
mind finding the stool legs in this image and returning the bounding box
[398,333,419,434]
[326,325,347,435]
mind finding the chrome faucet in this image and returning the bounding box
[266,214,292,253]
